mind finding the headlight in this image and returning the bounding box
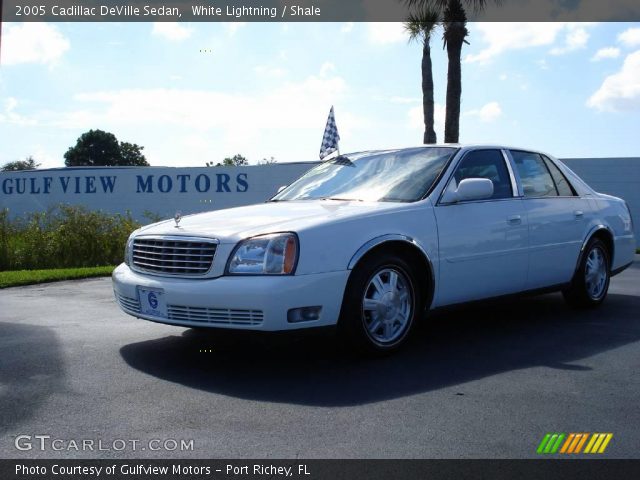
[227,233,298,275]
[124,235,134,266]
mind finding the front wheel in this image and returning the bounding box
[338,253,422,355]
[562,238,611,308]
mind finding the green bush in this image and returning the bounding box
[0,206,141,271]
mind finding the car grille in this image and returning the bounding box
[115,293,140,315]
[168,305,264,326]
[132,237,217,276]
[115,293,264,326]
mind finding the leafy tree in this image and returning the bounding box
[118,141,149,167]
[407,0,497,143]
[64,129,149,167]
[257,156,277,165]
[206,154,249,167]
[405,7,440,144]
[2,156,40,172]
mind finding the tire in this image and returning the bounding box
[338,252,423,355]
[562,238,611,309]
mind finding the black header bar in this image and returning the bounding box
[2,0,640,22]
[2,459,640,480]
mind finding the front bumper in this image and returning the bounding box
[112,264,350,331]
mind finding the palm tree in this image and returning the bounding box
[405,8,440,144]
[406,0,497,143]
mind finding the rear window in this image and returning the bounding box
[511,151,558,198]
[543,156,576,197]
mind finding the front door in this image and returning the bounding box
[434,149,529,306]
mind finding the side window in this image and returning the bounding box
[452,149,513,200]
[511,151,558,197]
[543,156,576,197]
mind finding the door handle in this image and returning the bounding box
[574,210,584,218]
[507,215,522,225]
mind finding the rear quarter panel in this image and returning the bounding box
[591,194,636,271]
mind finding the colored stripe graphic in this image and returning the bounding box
[539,433,613,454]
[537,433,565,454]
[560,433,575,453]
[574,433,589,453]
[584,433,613,454]
[537,434,552,454]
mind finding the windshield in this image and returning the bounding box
[272,147,457,203]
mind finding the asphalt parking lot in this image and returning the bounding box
[1,260,639,459]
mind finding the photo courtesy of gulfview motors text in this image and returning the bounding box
[1,1,640,479]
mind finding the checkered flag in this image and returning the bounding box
[319,106,340,160]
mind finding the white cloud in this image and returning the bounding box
[536,59,549,70]
[466,23,564,63]
[465,102,503,123]
[22,69,360,166]
[466,23,595,63]
[226,22,247,36]
[618,27,640,48]
[39,68,350,139]
[254,65,287,78]
[367,23,406,45]
[341,22,354,34]
[32,146,61,169]
[319,62,335,77]
[0,97,37,126]
[550,25,590,55]
[152,22,193,41]
[587,50,640,112]
[591,47,621,62]
[2,23,70,66]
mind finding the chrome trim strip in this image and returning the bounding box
[347,234,436,309]
[573,224,615,276]
[348,234,430,271]
[501,149,521,197]
[134,235,220,245]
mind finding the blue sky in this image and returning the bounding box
[0,21,639,168]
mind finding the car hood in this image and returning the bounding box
[136,200,404,243]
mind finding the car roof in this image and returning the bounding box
[344,144,557,160]
[347,144,522,153]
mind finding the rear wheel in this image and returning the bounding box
[562,238,611,308]
[338,253,422,354]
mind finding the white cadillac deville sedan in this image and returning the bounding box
[113,146,636,353]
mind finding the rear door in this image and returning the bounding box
[509,150,587,289]
[434,149,529,306]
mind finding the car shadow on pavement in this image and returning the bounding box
[120,293,640,407]
[0,322,65,433]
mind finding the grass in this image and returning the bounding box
[0,266,115,289]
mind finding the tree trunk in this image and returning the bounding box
[443,0,467,144]
[422,39,437,144]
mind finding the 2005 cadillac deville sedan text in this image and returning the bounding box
[113,146,636,353]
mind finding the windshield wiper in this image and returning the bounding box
[317,197,363,202]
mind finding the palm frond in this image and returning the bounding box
[403,0,503,15]
[404,6,440,42]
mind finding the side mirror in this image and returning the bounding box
[442,178,494,203]
[277,185,288,194]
